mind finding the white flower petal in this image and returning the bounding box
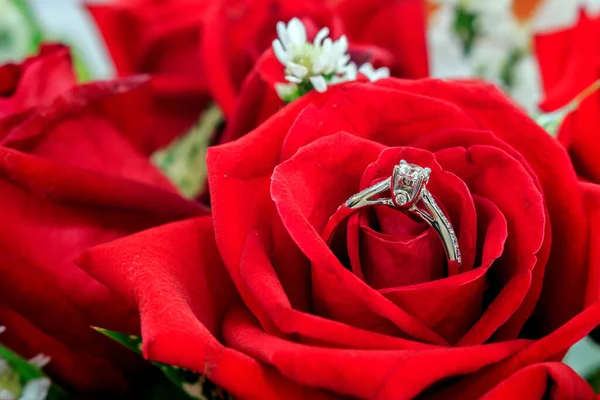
[310,75,328,93]
[336,54,351,70]
[336,35,349,54]
[344,62,358,81]
[275,83,297,99]
[312,55,327,74]
[20,377,51,400]
[359,63,390,81]
[276,21,290,48]
[313,27,330,47]
[287,18,307,45]
[358,62,376,77]
[285,75,303,83]
[372,67,391,81]
[322,38,332,53]
[287,62,308,78]
[272,39,290,64]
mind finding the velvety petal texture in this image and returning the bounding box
[0,50,205,396]
[79,79,600,399]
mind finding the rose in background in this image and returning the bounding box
[535,9,600,183]
[0,45,206,396]
[87,0,212,153]
[87,0,428,147]
[78,78,600,399]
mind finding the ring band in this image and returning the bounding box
[322,160,462,270]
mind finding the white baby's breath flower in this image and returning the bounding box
[359,63,390,82]
[272,18,390,101]
[428,0,541,112]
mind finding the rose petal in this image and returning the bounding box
[78,217,323,399]
[238,228,434,351]
[334,0,428,78]
[480,363,595,400]
[0,306,140,394]
[223,305,528,399]
[435,300,600,399]
[376,79,588,334]
[0,44,75,118]
[272,133,446,343]
[278,83,479,161]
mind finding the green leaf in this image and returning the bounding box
[94,328,231,400]
[535,79,600,136]
[453,5,479,55]
[499,47,525,89]
[0,343,72,400]
[587,365,600,393]
[152,104,224,199]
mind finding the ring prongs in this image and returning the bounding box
[391,160,431,208]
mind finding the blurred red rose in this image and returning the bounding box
[535,10,600,182]
[87,0,213,152]
[0,47,206,396]
[88,0,428,145]
[0,44,76,119]
[79,79,600,399]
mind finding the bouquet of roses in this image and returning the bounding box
[1,0,600,399]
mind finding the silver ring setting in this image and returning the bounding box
[323,160,462,269]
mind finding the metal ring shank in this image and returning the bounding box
[410,188,461,266]
[322,186,462,271]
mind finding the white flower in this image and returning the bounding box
[272,18,390,101]
[18,378,51,400]
[428,0,541,112]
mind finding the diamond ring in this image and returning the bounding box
[322,160,462,270]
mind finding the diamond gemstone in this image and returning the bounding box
[393,161,430,206]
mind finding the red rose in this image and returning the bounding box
[0,49,206,395]
[479,363,595,399]
[89,0,428,142]
[79,79,600,398]
[0,44,76,119]
[203,0,427,116]
[215,0,429,143]
[535,10,600,182]
[88,0,212,152]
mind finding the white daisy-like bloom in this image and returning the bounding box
[272,18,390,101]
[0,360,51,400]
[428,0,542,112]
[0,0,33,64]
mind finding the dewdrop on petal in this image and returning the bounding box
[272,18,391,102]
